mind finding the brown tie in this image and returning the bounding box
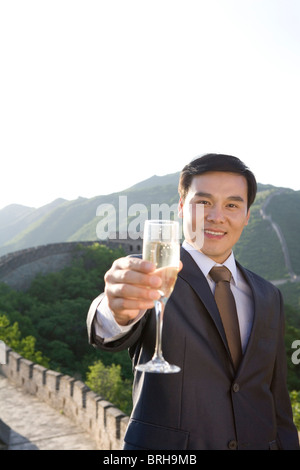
[210,266,242,370]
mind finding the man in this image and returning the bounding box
[87,154,299,450]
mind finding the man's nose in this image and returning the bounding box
[206,205,225,223]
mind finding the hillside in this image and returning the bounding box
[0,174,299,292]
[0,175,181,256]
[0,199,67,247]
[266,190,300,276]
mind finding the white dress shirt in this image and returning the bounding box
[182,241,254,353]
[95,241,254,351]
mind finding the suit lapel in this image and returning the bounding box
[178,247,231,358]
[178,248,267,374]
[235,262,264,368]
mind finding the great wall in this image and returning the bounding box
[0,239,142,291]
[0,240,141,450]
[0,348,128,450]
[1,239,299,449]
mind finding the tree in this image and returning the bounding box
[290,391,300,430]
[0,314,49,367]
[85,360,132,415]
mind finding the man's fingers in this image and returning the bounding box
[112,257,156,274]
[109,297,156,314]
[105,257,162,288]
[107,282,161,301]
[118,268,162,288]
[103,256,183,325]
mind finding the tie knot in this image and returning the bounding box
[210,266,232,284]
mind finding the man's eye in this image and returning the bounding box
[228,204,238,208]
[197,200,210,205]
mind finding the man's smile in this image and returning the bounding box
[204,228,227,239]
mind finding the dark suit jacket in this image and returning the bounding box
[87,247,299,450]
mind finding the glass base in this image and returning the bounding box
[135,358,181,374]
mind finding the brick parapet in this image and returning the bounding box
[0,348,128,450]
[0,240,139,448]
[0,240,142,291]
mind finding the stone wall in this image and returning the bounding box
[0,240,144,448]
[0,347,129,450]
[0,240,142,291]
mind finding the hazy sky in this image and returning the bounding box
[1,0,299,210]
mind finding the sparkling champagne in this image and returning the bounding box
[136,220,181,373]
[143,241,179,298]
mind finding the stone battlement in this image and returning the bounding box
[0,240,141,448]
[0,347,128,449]
[0,240,142,291]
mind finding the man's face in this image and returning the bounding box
[179,171,250,264]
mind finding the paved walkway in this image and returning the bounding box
[0,374,97,450]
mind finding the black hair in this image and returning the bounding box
[178,153,257,208]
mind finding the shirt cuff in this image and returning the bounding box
[94,295,146,343]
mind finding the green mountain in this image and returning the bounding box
[0,174,181,256]
[0,173,299,313]
[0,199,67,246]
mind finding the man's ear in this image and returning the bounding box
[244,209,250,226]
[178,198,184,219]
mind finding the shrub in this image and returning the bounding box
[85,359,132,415]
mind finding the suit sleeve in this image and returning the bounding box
[271,289,299,449]
[86,293,150,353]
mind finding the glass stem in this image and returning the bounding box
[153,299,166,361]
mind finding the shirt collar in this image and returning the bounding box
[182,240,238,285]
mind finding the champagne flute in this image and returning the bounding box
[135,220,181,373]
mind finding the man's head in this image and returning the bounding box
[178,154,257,263]
[178,153,257,209]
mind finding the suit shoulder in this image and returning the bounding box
[238,263,281,295]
